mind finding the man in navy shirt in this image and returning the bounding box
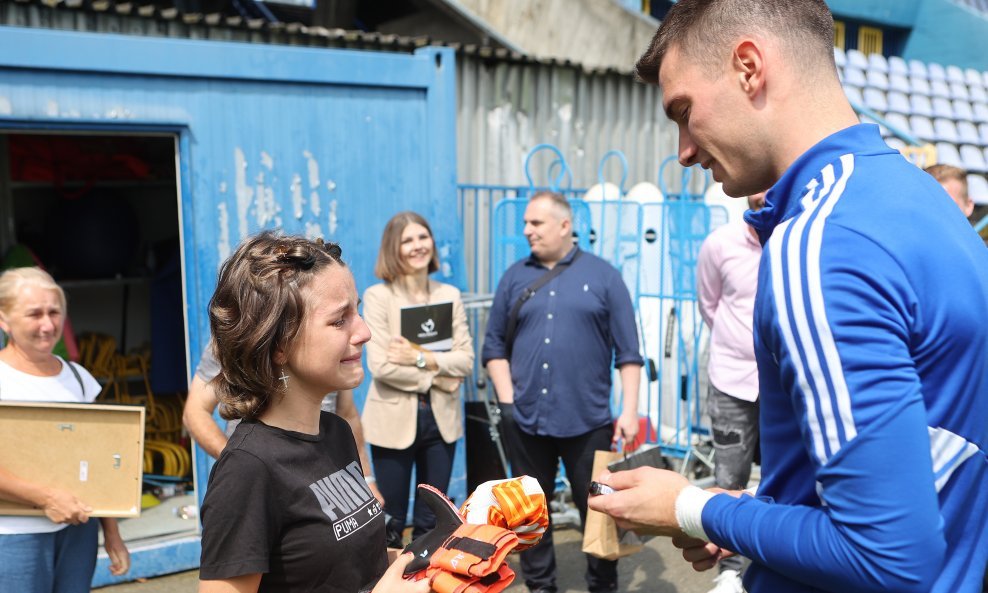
[482,190,643,593]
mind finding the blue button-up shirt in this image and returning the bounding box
[482,247,643,438]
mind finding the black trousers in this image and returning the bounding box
[371,398,456,541]
[501,408,617,593]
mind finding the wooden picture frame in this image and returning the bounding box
[0,401,145,518]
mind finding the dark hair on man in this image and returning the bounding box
[635,0,836,85]
[209,231,344,420]
[530,190,573,221]
[374,211,441,283]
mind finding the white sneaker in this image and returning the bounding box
[707,569,743,593]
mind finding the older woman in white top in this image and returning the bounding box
[0,267,129,593]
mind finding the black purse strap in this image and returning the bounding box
[503,248,582,359]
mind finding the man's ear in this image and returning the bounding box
[733,39,765,99]
[0,312,9,335]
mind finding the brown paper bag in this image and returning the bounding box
[581,450,645,560]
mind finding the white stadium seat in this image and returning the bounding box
[885,112,913,137]
[946,65,966,85]
[910,94,934,117]
[833,46,847,69]
[910,76,932,96]
[847,48,869,70]
[864,88,888,112]
[931,79,952,99]
[909,59,929,79]
[980,123,988,145]
[843,68,867,88]
[868,53,889,73]
[949,81,970,101]
[889,73,911,94]
[928,62,947,81]
[934,118,959,143]
[844,85,864,106]
[960,144,988,173]
[888,56,909,76]
[965,68,984,87]
[935,142,963,167]
[867,70,889,91]
[982,71,988,88]
[968,174,988,206]
[887,91,911,115]
[953,100,975,123]
[970,85,988,104]
[885,137,907,152]
[958,121,982,146]
[911,115,937,141]
[974,103,988,124]
[932,97,955,119]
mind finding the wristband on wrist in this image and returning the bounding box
[364,475,377,485]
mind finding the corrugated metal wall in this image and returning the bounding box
[456,53,678,188]
[0,1,679,190]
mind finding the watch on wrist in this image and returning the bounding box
[415,351,427,369]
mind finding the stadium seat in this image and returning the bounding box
[909,59,929,79]
[932,97,955,119]
[958,121,982,146]
[864,88,888,112]
[844,86,864,107]
[867,70,889,91]
[910,76,932,96]
[973,103,988,124]
[888,56,909,77]
[843,68,867,88]
[867,53,889,73]
[885,112,913,137]
[928,62,947,81]
[982,71,988,88]
[949,81,970,101]
[970,85,988,104]
[931,79,952,99]
[960,144,988,173]
[889,73,911,94]
[953,100,975,122]
[980,123,988,144]
[946,65,966,85]
[965,68,984,87]
[934,118,959,143]
[833,46,847,69]
[860,113,890,137]
[935,142,963,167]
[911,94,934,117]
[911,115,937,141]
[847,48,869,71]
[885,137,907,152]
[969,174,988,205]
[887,91,911,115]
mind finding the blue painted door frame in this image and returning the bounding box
[0,25,461,585]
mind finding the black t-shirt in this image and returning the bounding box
[200,412,388,592]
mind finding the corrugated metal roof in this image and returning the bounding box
[2,0,633,74]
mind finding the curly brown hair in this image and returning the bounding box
[208,231,344,421]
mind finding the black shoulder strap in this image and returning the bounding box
[503,248,582,359]
[66,360,86,398]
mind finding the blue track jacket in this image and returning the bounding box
[701,124,988,593]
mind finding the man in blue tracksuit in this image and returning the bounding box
[588,1,988,592]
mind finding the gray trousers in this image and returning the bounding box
[708,385,759,574]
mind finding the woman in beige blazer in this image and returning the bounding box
[361,212,474,542]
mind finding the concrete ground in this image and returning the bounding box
[95,526,714,593]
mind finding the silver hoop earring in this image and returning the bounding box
[277,368,290,391]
